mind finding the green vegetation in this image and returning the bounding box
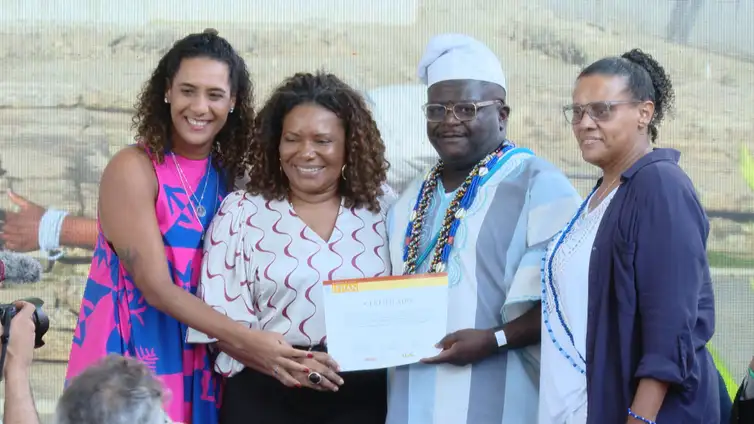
[707,145,754,269]
[709,343,738,401]
[740,144,754,191]
[707,250,754,269]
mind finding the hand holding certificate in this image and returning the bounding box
[322,273,449,372]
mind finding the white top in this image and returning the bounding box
[186,189,396,377]
[539,188,616,424]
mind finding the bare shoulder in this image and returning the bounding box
[98,145,159,232]
[108,144,153,170]
[101,145,156,191]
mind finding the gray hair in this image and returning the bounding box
[54,355,167,424]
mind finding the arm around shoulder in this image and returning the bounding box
[98,147,249,344]
[186,191,257,376]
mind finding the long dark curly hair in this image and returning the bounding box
[247,71,389,213]
[131,28,254,188]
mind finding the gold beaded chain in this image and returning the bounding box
[402,144,507,275]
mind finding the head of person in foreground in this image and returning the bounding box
[54,355,172,424]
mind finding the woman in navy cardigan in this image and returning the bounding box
[539,48,719,424]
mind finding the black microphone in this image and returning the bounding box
[0,251,43,284]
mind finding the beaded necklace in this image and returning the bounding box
[540,181,619,374]
[402,142,515,275]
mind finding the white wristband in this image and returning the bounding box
[38,208,68,260]
[494,329,508,348]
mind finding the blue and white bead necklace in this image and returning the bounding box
[402,142,515,275]
[541,177,621,374]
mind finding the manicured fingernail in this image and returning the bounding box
[307,353,314,358]
[295,383,302,388]
[303,368,310,373]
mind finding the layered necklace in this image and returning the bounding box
[171,152,219,237]
[402,142,515,275]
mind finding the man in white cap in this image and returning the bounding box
[385,33,580,423]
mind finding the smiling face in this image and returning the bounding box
[426,79,508,169]
[279,103,347,197]
[570,74,654,168]
[165,57,236,151]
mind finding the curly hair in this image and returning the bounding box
[579,48,676,143]
[247,71,389,213]
[131,28,254,189]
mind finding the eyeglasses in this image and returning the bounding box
[422,100,502,122]
[563,100,641,124]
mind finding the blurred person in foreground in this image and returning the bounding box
[55,355,179,424]
[385,33,581,424]
[62,29,308,424]
[187,71,396,424]
[1,301,41,424]
[539,49,719,424]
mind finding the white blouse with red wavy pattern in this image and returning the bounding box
[186,189,396,377]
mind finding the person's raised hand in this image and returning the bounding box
[0,191,46,252]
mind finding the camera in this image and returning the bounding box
[0,297,49,380]
[0,297,50,349]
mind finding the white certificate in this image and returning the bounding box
[322,273,449,371]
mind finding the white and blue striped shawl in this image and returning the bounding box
[385,147,581,424]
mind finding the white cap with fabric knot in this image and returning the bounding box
[417,33,507,92]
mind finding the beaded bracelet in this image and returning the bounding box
[627,408,656,424]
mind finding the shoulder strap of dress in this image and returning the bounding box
[134,139,155,161]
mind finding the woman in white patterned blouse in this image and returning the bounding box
[187,71,397,424]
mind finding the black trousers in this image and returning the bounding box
[220,367,387,424]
